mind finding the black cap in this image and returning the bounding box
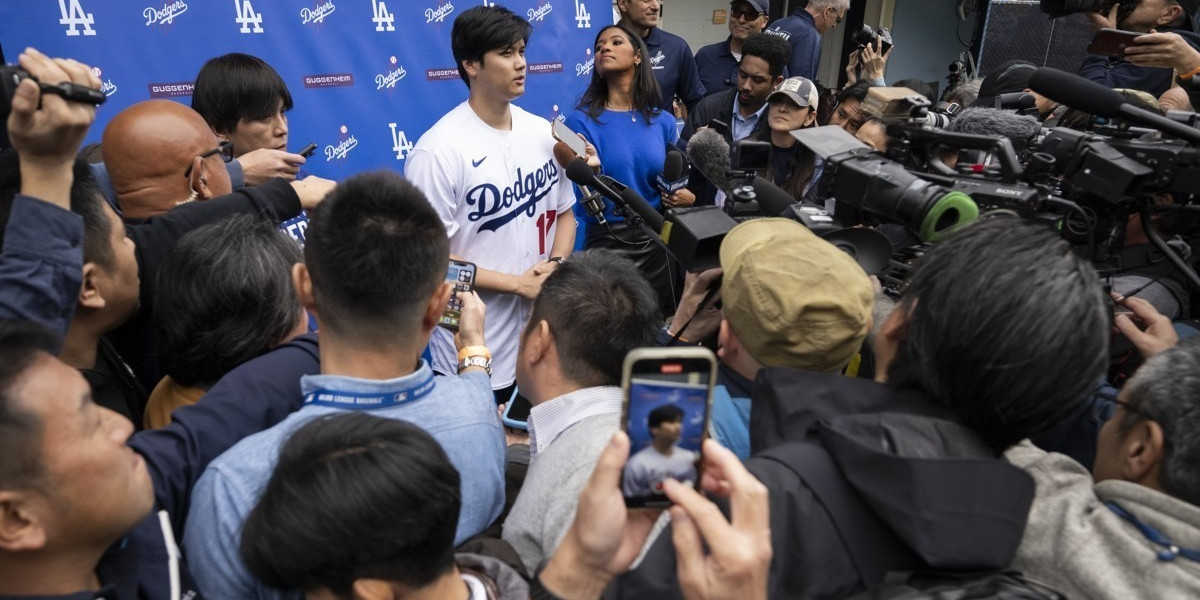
[972,60,1037,108]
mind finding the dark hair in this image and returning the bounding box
[0,150,113,269]
[525,250,659,387]
[154,214,303,389]
[304,171,448,344]
[0,320,59,490]
[451,5,532,88]
[742,33,791,79]
[756,97,817,199]
[891,78,935,102]
[576,24,662,122]
[191,53,293,136]
[886,216,1108,452]
[837,81,873,105]
[241,413,461,596]
[648,404,684,429]
[1120,336,1200,505]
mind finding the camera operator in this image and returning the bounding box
[844,36,892,88]
[1080,0,1200,97]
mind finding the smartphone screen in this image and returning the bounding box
[438,259,476,330]
[553,118,588,158]
[620,348,716,508]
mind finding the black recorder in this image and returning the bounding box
[0,65,107,120]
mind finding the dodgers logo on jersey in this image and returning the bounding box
[465,159,559,232]
[90,67,118,97]
[426,0,454,24]
[649,50,666,70]
[372,0,395,31]
[376,56,407,91]
[300,0,336,25]
[144,1,188,27]
[574,0,591,28]
[325,125,359,162]
[59,0,96,36]
[389,123,413,160]
[234,0,264,33]
[575,48,593,78]
[527,1,552,22]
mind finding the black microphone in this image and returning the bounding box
[565,159,664,232]
[994,92,1036,110]
[685,128,795,217]
[554,142,607,225]
[656,149,689,195]
[1029,67,1200,144]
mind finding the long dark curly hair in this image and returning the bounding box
[575,24,663,123]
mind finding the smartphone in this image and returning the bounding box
[620,347,717,508]
[1088,28,1144,58]
[501,388,532,431]
[437,259,476,330]
[708,118,731,139]
[299,142,318,158]
[552,118,588,158]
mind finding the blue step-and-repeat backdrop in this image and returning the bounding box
[0,0,613,179]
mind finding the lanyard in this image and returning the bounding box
[303,373,435,410]
[1107,501,1200,563]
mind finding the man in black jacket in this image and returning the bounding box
[608,217,1111,599]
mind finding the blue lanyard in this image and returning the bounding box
[1107,501,1200,563]
[303,373,435,409]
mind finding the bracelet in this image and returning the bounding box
[1177,64,1200,82]
[457,345,491,361]
[549,256,565,263]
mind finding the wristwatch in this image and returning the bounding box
[458,354,492,376]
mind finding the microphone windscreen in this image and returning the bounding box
[663,149,686,181]
[565,158,596,187]
[620,185,664,233]
[686,128,736,194]
[1029,67,1123,118]
[750,176,796,217]
[946,106,1040,151]
[553,141,578,170]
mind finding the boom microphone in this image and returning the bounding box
[1029,67,1200,144]
[656,149,689,194]
[684,128,799,217]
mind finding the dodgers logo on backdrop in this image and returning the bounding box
[389,123,413,160]
[372,0,395,31]
[575,48,593,77]
[426,0,455,24]
[90,67,118,97]
[527,1,552,22]
[144,1,188,27]
[325,125,359,162]
[465,159,559,232]
[59,0,96,36]
[234,0,264,33]
[300,0,336,25]
[376,56,407,90]
[574,0,590,27]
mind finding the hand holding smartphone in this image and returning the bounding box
[552,118,588,158]
[1088,28,1145,58]
[620,347,716,508]
[438,259,477,330]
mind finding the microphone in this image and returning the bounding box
[994,92,1036,110]
[684,127,796,217]
[565,159,664,232]
[946,107,1040,152]
[1029,67,1200,144]
[554,141,607,225]
[656,149,689,194]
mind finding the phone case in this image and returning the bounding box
[1088,28,1143,57]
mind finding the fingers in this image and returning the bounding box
[1117,294,1168,324]
[1114,312,1143,340]
[586,432,631,498]
[670,505,708,596]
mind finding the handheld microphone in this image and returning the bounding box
[994,92,1036,110]
[554,141,607,225]
[565,159,664,232]
[685,128,796,217]
[1029,67,1200,145]
[656,149,689,195]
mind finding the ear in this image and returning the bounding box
[1160,4,1184,26]
[879,301,910,345]
[0,492,48,552]
[773,75,785,88]
[351,578,400,600]
[292,263,317,316]
[524,319,553,366]
[462,58,480,81]
[422,282,452,333]
[192,158,217,201]
[78,262,105,310]
[1122,419,1167,486]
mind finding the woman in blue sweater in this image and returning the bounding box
[565,23,693,316]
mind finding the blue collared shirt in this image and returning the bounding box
[184,362,505,600]
[644,26,707,111]
[731,95,769,142]
[695,38,739,97]
[763,8,821,81]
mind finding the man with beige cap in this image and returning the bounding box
[709,217,874,459]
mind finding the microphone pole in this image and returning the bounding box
[564,158,681,267]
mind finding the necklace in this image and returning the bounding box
[606,102,637,122]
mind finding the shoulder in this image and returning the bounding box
[656,28,692,50]
[695,41,725,60]
[414,102,474,152]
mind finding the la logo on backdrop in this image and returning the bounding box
[372,0,395,31]
[59,0,96,36]
[575,0,591,28]
[389,123,414,161]
[235,0,264,33]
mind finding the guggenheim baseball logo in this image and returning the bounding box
[325,125,359,162]
[144,1,188,27]
[148,81,194,98]
[303,73,354,89]
[300,0,336,25]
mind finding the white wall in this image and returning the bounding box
[661,0,733,53]
[882,0,970,90]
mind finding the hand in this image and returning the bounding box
[237,148,306,185]
[8,49,100,204]
[581,134,603,172]
[674,98,689,121]
[1125,31,1200,72]
[454,290,487,350]
[844,49,861,85]
[1113,292,1178,358]
[663,188,696,209]
[858,38,892,82]
[496,404,531,445]
[289,176,336,210]
[539,432,663,599]
[669,268,723,342]
[514,262,553,300]
[664,440,771,600]
[1160,86,1193,111]
[1085,3,1118,33]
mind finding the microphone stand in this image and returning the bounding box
[596,175,679,265]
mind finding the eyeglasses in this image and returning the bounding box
[828,7,844,27]
[729,6,763,20]
[183,141,234,179]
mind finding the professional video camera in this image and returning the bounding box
[1039,0,1137,19]
[860,86,961,129]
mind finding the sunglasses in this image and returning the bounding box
[183,141,234,179]
[730,5,764,20]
